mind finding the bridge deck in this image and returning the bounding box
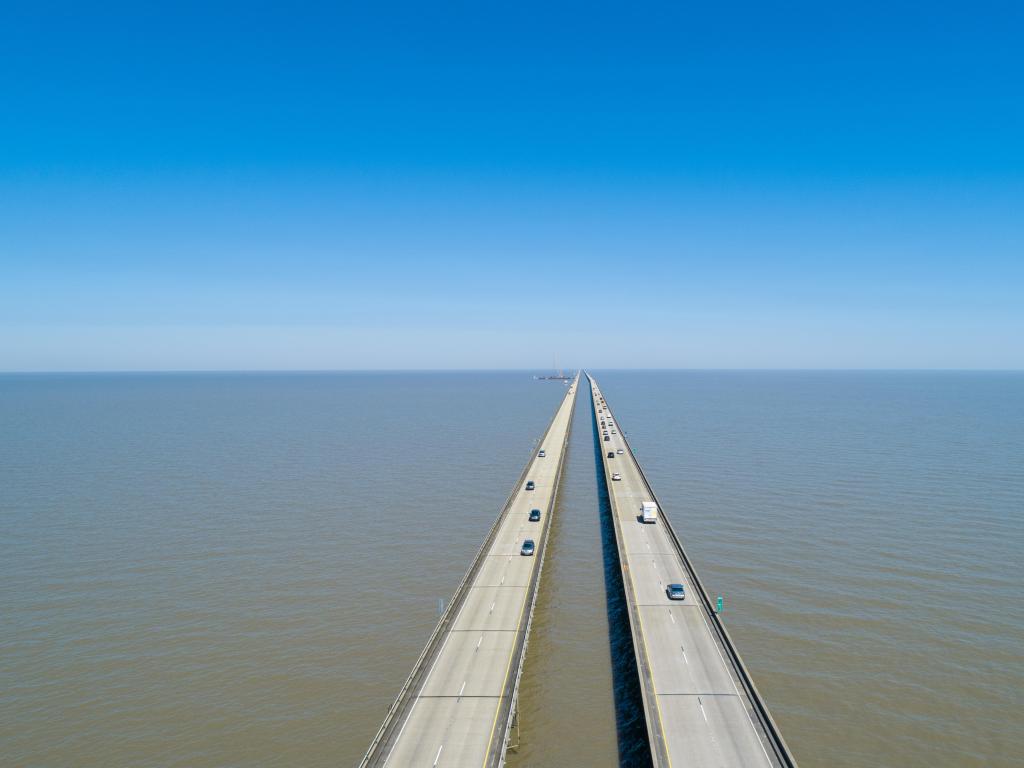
[362,375,579,768]
[588,374,796,768]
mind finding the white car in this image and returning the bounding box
[616,449,624,454]
[612,473,622,481]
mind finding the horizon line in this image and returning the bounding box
[2,367,1022,375]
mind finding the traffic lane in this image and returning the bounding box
[490,480,560,554]
[474,553,535,588]
[619,515,680,555]
[490,477,554,547]
[451,585,529,632]
[609,478,690,604]
[624,549,691,605]
[638,605,737,695]
[603,455,637,492]
[419,629,518,697]
[658,693,774,768]
[490,507,544,556]
[489,514,532,557]
[382,695,500,768]
[510,433,566,500]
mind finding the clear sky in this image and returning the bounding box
[2,1,1022,371]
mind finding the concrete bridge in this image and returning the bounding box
[360,375,579,767]
[589,373,796,768]
[361,371,796,767]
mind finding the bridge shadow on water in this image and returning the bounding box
[589,383,654,768]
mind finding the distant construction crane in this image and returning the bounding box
[534,359,572,380]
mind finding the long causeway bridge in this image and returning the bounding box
[361,371,796,767]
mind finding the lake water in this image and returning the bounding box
[2,371,1021,767]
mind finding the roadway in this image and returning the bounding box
[361,374,580,768]
[588,374,796,768]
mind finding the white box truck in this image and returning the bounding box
[641,501,658,524]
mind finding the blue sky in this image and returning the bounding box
[2,1,1022,370]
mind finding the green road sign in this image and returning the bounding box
[716,595,723,613]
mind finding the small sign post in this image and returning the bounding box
[716,595,723,613]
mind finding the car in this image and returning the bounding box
[529,509,541,521]
[611,430,617,434]
[607,451,614,458]
[667,583,685,600]
[616,449,624,454]
[525,480,535,490]
[612,473,621,481]
[521,539,536,556]
[604,435,610,441]
[538,449,546,458]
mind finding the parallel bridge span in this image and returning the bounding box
[588,372,797,768]
[361,374,579,767]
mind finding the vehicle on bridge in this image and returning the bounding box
[642,501,658,524]
[529,509,541,521]
[666,583,685,600]
[521,539,535,556]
